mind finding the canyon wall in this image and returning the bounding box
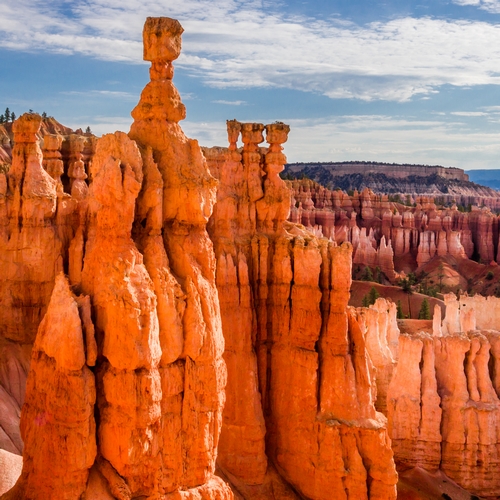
[284,162,500,210]
[290,180,500,288]
[286,161,470,181]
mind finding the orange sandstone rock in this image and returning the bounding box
[4,274,96,500]
[205,121,398,499]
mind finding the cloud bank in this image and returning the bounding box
[2,1,500,102]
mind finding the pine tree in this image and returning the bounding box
[368,286,379,305]
[10,112,16,122]
[362,294,370,307]
[4,108,10,122]
[418,298,431,320]
[85,126,92,134]
[362,266,373,282]
[0,115,4,124]
[42,112,47,118]
[396,300,404,319]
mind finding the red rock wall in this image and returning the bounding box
[289,180,500,276]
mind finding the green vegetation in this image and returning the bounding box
[369,286,379,305]
[0,108,49,125]
[361,266,373,282]
[397,270,440,297]
[396,300,404,319]
[486,271,494,281]
[361,286,380,307]
[418,298,431,320]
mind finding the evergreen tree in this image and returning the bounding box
[418,298,431,320]
[42,112,47,118]
[362,266,373,282]
[368,286,379,305]
[10,112,16,122]
[396,300,404,319]
[0,115,4,124]
[85,126,92,134]
[4,108,10,122]
[362,294,370,307]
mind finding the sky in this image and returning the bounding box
[2,1,500,169]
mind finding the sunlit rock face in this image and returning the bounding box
[204,123,398,500]
[1,17,231,500]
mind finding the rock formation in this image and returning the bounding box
[3,274,96,500]
[386,293,500,498]
[284,161,500,209]
[3,14,500,500]
[1,17,231,500]
[204,121,398,499]
[289,180,500,290]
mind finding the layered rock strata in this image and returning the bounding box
[284,161,500,209]
[204,121,398,499]
[289,180,500,283]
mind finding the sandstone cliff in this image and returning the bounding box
[285,161,500,209]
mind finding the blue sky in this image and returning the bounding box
[2,1,500,169]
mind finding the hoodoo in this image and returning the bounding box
[1,16,231,500]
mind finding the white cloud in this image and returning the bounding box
[2,1,500,102]
[180,114,500,169]
[61,90,137,100]
[65,115,134,136]
[450,111,488,116]
[212,100,247,105]
[452,0,500,13]
[282,115,500,168]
